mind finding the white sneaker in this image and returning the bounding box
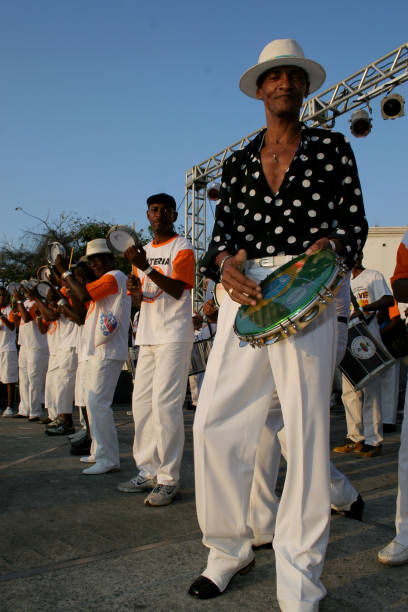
[144,483,180,506]
[378,539,408,565]
[118,473,156,492]
[80,456,96,463]
[82,462,120,475]
[2,407,14,417]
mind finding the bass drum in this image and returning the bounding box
[339,319,395,390]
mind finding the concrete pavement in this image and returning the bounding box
[0,399,407,611]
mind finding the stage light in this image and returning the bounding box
[350,109,372,138]
[381,93,404,119]
[207,182,221,200]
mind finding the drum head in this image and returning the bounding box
[47,242,66,265]
[37,265,52,281]
[107,225,139,255]
[7,282,20,295]
[21,279,38,291]
[235,250,339,343]
[37,281,53,299]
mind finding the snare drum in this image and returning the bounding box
[106,225,141,256]
[189,338,212,375]
[234,250,347,348]
[339,319,395,390]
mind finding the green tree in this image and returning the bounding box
[0,212,149,285]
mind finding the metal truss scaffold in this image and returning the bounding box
[185,42,408,311]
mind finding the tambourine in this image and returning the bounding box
[36,280,55,300]
[106,225,141,256]
[234,250,348,348]
[7,282,21,296]
[213,283,227,308]
[20,279,39,292]
[37,265,53,281]
[47,242,66,266]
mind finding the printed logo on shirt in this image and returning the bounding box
[355,289,369,309]
[142,266,164,303]
[99,311,118,336]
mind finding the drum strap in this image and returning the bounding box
[349,289,375,325]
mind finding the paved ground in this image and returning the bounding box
[1,395,408,612]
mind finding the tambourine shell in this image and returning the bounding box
[106,225,139,255]
[37,281,53,299]
[37,265,52,281]
[47,242,66,265]
[7,282,21,295]
[234,250,345,346]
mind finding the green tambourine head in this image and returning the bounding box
[234,250,340,344]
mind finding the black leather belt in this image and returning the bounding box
[337,316,348,324]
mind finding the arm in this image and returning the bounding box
[326,135,368,268]
[362,294,395,313]
[14,294,33,324]
[53,255,91,302]
[124,246,187,301]
[392,279,408,303]
[0,310,15,331]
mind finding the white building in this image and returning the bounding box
[363,227,407,285]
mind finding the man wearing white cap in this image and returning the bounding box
[189,39,368,610]
[55,238,131,474]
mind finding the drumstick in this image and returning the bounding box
[68,247,74,269]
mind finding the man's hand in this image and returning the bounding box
[126,274,141,295]
[54,254,68,276]
[306,237,342,255]
[124,245,149,271]
[220,250,262,306]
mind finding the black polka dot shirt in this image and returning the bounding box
[200,126,368,280]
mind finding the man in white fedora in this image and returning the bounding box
[189,38,368,610]
[54,238,131,474]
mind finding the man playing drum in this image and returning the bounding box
[189,38,368,611]
[334,255,394,457]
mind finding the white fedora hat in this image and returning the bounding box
[85,238,112,258]
[239,38,326,99]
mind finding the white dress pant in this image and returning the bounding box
[194,262,337,612]
[86,357,122,468]
[381,361,400,425]
[18,347,49,417]
[396,378,408,546]
[45,348,77,420]
[132,341,193,485]
[341,375,383,446]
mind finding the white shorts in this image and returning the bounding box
[0,350,18,384]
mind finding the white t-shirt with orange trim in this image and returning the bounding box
[84,269,131,361]
[47,314,78,355]
[0,306,16,353]
[18,300,48,349]
[133,235,195,345]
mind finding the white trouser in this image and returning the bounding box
[248,320,357,546]
[18,347,49,417]
[194,262,337,612]
[381,361,400,425]
[45,347,77,420]
[86,357,122,468]
[341,375,383,446]
[396,378,408,546]
[132,341,193,485]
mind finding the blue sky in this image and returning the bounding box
[1,0,407,247]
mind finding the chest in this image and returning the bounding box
[260,142,300,194]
